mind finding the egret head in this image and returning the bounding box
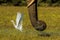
[11,20,14,23]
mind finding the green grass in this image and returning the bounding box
[0,6,60,40]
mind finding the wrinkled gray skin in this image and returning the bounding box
[27,0,47,31]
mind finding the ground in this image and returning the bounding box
[0,6,60,40]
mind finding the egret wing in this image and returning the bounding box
[18,14,23,29]
[16,12,22,26]
[18,13,23,28]
[18,13,23,23]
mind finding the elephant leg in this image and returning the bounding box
[27,0,47,31]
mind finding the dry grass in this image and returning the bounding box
[0,6,60,40]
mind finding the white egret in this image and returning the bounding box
[11,12,23,32]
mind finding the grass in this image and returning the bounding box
[0,6,60,40]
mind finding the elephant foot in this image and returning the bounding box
[35,20,47,31]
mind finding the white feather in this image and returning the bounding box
[16,12,21,26]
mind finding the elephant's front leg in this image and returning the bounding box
[27,0,47,31]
